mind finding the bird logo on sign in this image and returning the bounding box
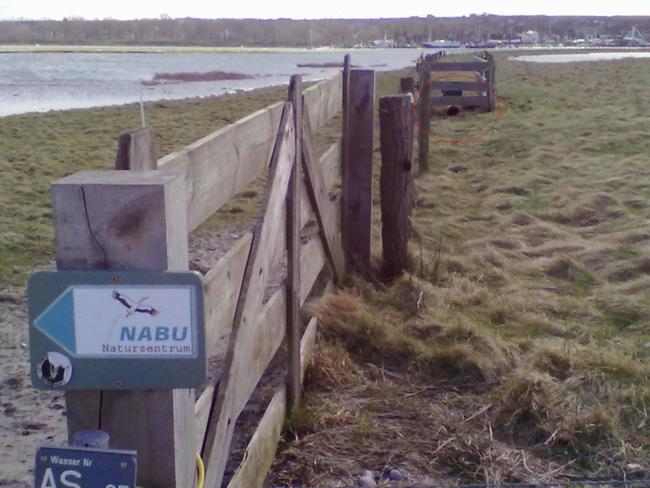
[112,291,159,317]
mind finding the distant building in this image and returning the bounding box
[519,30,540,44]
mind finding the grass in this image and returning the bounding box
[1,51,650,485]
[0,84,287,292]
[268,54,650,485]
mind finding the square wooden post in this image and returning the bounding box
[342,69,375,274]
[115,127,157,170]
[400,76,415,94]
[51,170,196,488]
[488,58,496,111]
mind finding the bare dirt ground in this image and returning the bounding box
[0,288,66,487]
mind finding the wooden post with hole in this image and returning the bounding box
[51,170,196,488]
[115,127,157,170]
[379,94,415,279]
[400,76,414,95]
[342,69,375,274]
[286,75,302,412]
[417,65,430,173]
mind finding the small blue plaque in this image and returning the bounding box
[35,445,137,488]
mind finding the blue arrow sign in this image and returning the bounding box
[28,270,206,390]
[35,287,76,354]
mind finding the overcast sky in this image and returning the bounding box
[1,0,649,20]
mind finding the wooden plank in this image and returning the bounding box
[303,72,343,132]
[201,227,326,487]
[203,233,253,357]
[342,69,375,274]
[220,102,295,412]
[487,60,496,111]
[379,95,415,280]
[341,52,351,247]
[299,231,328,302]
[225,317,318,488]
[417,68,430,173]
[342,54,351,170]
[200,140,339,359]
[297,141,341,231]
[51,170,196,487]
[158,101,285,232]
[426,61,487,72]
[195,385,215,453]
[273,140,341,282]
[430,95,490,107]
[302,114,346,282]
[196,230,322,460]
[287,75,302,411]
[115,127,157,170]
[299,317,318,382]
[431,80,487,92]
[319,141,342,194]
[202,103,295,488]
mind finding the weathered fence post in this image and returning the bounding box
[342,69,375,274]
[379,95,415,279]
[400,76,414,94]
[52,170,196,487]
[487,55,496,111]
[416,66,430,173]
[286,75,302,411]
[115,127,157,170]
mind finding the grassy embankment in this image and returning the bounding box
[0,52,649,484]
[0,85,287,297]
[270,55,650,485]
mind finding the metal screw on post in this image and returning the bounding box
[73,429,110,449]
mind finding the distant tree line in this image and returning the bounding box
[0,16,648,47]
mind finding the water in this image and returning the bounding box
[0,48,423,117]
[512,51,650,64]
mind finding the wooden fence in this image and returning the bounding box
[417,51,496,111]
[50,56,375,487]
[406,51,496,172]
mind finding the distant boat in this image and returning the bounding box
[623,26,649,47]
[466,40,499,49]
[371,30,396,48]
[422,40,462,49]
[371,39,396,48]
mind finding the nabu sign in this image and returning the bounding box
[28,271,206,390]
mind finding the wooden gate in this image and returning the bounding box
[49,57,375,487]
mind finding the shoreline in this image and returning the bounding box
[0,84,285,119]
[3,46,649,118]
[2,43,650,54]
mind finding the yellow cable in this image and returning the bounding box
[136,453,204,488]
[196,452,205,488]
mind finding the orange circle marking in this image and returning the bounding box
[412,72,506,145]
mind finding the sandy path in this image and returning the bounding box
[0,293,67,488]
